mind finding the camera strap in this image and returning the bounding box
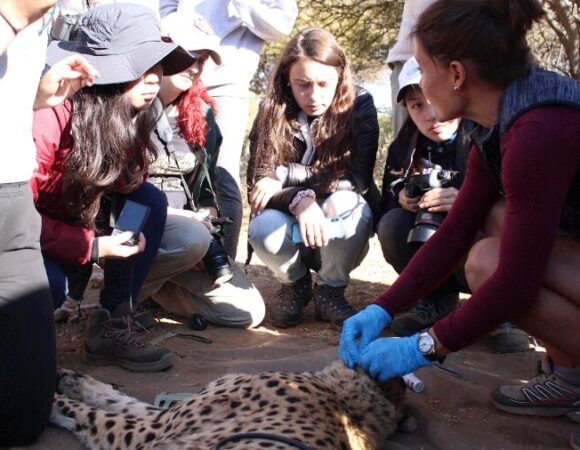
[154,109,221,216]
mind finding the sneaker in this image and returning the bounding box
[570,429,580,450]
[390,293,459,336]
[84,309,173,372]
[490,322,531,353]
[270,271,312,328]
[314,284,356,329]
[491,356,580,417]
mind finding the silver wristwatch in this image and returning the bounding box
[418,331,443,362]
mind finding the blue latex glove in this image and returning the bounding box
[339,304,392,368]
[358,333,432,381]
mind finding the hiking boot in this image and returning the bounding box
[314,284,356,329]
[490,322,531,353]
[491,356,580,417]
[390,293,459,336]
[84,309,173,372]
[112,301,158,329]
[270,271,312,328]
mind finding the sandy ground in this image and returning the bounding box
[12,211,578,450]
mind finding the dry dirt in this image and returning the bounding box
[19,205,578,450]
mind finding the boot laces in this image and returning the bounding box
[103,316,148,348]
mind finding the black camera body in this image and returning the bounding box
[203,217,234,285]
[405,170,460,245]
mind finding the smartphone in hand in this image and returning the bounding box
[111,200,150,246]
[291,216,346,244]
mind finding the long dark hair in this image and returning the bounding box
[251,28,356,191]
[414,0,545,88]
[63,84,158,228]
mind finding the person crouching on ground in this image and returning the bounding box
[32,3,196,372]
[340,0,580,427]
[247,28,381,329]
[142,11,265,328]
[376,56,475,336]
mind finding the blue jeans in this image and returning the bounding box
[249,192,373,287]
[44,182,167,314]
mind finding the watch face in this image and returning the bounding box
[418,334,434,354]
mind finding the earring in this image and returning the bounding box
[453,85,459,91]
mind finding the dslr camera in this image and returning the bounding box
[204,216,234,285]
[404,169,460,245]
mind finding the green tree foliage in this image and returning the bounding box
[250,0,579,96]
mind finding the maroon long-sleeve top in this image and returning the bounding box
[374,106,580,351]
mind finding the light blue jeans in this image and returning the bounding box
[249,191,373,288]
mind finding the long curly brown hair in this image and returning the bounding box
[251,28,356,191]
[63,83,158,229]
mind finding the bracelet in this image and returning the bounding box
[0,10,23,35]
[289,189,315,215]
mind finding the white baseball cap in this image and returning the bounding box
[396,57,422,103]
[160,12,222,65]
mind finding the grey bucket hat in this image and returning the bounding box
[46,3,195,85]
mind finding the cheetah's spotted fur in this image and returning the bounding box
[51,361,410,449]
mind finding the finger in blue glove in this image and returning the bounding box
[338,304,392,369]
[358,333,431,381]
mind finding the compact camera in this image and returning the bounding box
[203,217,234,285]
[404,170,460,245]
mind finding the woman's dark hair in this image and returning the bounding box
[414,0,545,88]
[251,27,356,191]
[63,83,158,228]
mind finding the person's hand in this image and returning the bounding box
[34,55,99,110]
[293,196,327,248]
[97,232,145,259]
[398,189,420,212]
[419,187,459,213]
[339,304,392,368]
[0,0,57,32]
[250,175,282,215]
[359,334,431,381]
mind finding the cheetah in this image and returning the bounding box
[51,361,414,449]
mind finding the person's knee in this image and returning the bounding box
[376,209,413,259]
[171,219,212,267]
[322,191,362,217]
[248,210,290,254]
[465,237,500,290]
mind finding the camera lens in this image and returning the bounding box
[203,238,234,285]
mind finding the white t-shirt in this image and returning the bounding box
[0,24,47,183]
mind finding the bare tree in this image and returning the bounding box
[534,0,580,79]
